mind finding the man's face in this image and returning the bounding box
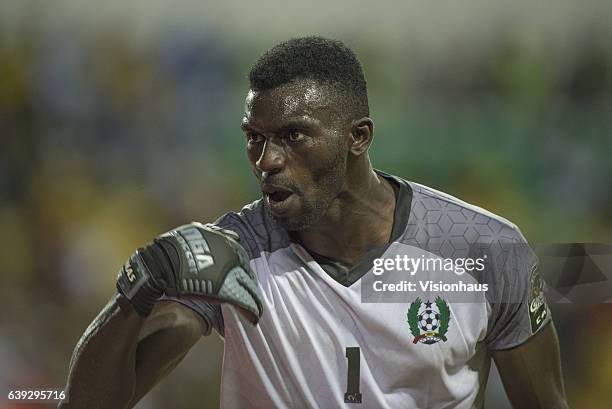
[241,80,350,231]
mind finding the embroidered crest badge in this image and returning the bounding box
[407,297,451,345]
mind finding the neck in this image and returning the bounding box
[296,160,396,267]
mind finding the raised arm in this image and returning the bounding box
[59,222,263,408]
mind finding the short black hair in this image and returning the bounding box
[249,36,369,118]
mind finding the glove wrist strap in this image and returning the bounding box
[116,251,163,316]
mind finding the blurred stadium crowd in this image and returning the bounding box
[1,2,611,408]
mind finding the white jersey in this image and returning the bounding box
[170,171,551,409]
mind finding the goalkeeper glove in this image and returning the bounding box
[116,222,263,324]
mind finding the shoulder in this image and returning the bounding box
[393,178,537,278]
[405,180,528,246]
[212,199,291,260]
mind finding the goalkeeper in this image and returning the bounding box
[59,36,567,409]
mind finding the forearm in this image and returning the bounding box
[128,301,206,406]
[59,294,145,409]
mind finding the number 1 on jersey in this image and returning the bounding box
[344,347,362,403]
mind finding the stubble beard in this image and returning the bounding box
[269,192,329,231]
[268,149,346,232]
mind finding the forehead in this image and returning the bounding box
[243,80,341,130]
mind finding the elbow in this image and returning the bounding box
[143,301,206,346]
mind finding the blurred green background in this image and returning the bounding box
[1,0,611,408]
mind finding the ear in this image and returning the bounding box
[349,117,374,155]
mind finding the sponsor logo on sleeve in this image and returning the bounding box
[528,265,549,333]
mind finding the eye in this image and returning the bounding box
[246,132,264,144]
[287,130,306,142]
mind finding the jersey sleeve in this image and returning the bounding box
[484,227,552,350]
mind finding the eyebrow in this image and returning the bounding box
[241,117,319,134]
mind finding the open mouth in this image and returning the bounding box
[262,184,296,213]
[267,190,293,203]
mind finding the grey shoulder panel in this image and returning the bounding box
[401,180,535,291]
[214,199,292,260]
[406,182,518,235]
[400,181,526,261]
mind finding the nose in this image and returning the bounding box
[256,138,285,174]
